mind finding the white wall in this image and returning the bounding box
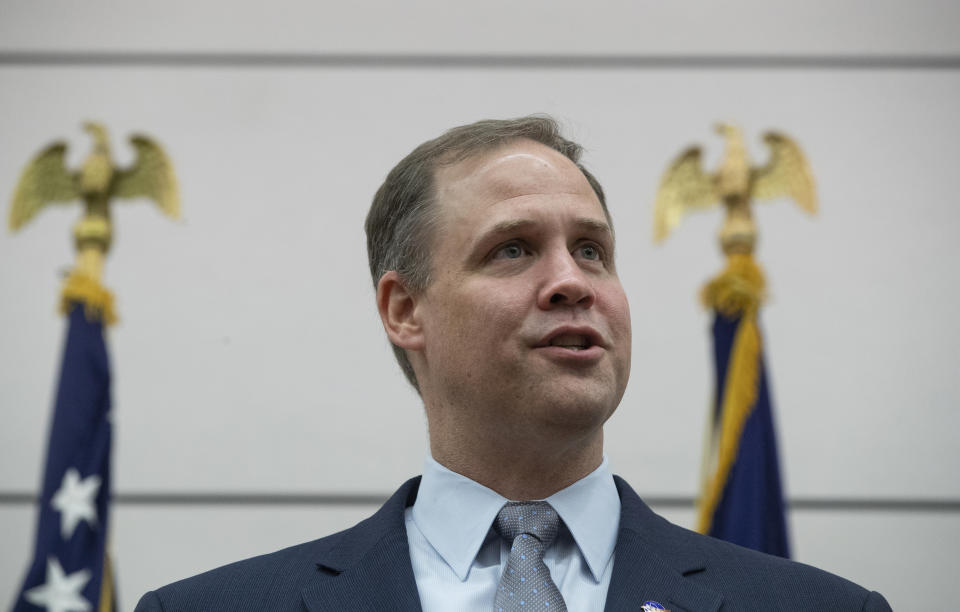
[1,2,958,609]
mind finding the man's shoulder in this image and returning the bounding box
[667,521,882,606]
[687,529,891,610]
[613,476,891,611]
[133,531,341,612]
[135,477,422,612]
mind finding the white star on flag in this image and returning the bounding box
[23,557,92,612]
[50,468,101,539]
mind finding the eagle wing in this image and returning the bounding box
[750,132,817,214]
[9,142,79,230]
[653,146,718,241]
[112,135,181,219]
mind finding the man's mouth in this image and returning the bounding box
[547,334,592,351]
[537,326,604,352]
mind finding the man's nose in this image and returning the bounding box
[536,250,596,310]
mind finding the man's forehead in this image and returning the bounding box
[435,140,595,204]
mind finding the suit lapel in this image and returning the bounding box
[301,530,422,611]
[605,477,723,612]
[301,478,423,612]
[604,529,722,612]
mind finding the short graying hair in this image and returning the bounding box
[365,115,610,392]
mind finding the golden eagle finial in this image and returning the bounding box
[8,123,180,322]
[653,124,817,255]
[8,122,180,268]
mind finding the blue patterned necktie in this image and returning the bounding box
[493,501,567,612]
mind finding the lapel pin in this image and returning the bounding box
[642,602,670,612]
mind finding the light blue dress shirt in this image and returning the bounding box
[405,455,621,611]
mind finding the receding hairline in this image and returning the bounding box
[432,134,576,175]
[428,137,615,241]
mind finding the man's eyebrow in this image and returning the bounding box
[482,219,537,237]
[573,217,614,239]
[480,217,613,238]
[467,220,537,258]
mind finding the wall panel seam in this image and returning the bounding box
[1,52,960,70]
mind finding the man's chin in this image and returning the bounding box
[529,382,620,431]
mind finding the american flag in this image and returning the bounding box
[13,302,116,612]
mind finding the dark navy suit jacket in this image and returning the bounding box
[135,476,891,611]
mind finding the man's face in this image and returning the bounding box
[413,139,631,443]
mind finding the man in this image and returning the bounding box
[136,116,890,611]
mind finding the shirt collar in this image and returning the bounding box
[411,455,620,582]
[544,456,621,582]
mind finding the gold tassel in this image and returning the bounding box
[59,271,117,326]
[700,253,765,316]
[696,254,764,534]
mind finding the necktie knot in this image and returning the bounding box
[492,501,566,611]
[494,501,560,550]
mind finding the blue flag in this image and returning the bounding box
[697,254,790,558]
[14,300,116,611]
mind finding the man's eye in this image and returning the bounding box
[577,244,602,261]
[493,243,527,259]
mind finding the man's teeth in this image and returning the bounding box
[549,334,589,349]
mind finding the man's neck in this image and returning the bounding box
[429,429,605,500]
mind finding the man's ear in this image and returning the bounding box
[376,271,426,350]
